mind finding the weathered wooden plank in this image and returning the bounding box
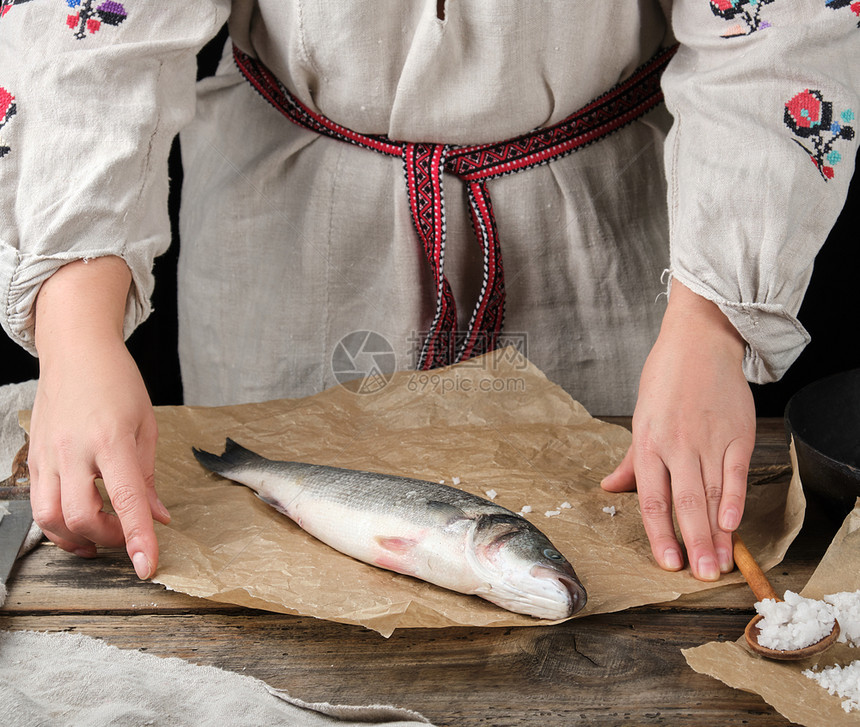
[2,543,228,613]
[0,611,794,726]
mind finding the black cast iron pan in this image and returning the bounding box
[784,367,860,518]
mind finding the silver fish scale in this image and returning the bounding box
[259,460,514,522]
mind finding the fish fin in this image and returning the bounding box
[257,494,291,517]
[192,438,266,477]
[426,500,471,526]
[375,536,420,554]
[191,446,227,475]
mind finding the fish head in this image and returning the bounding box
[467,513,587,620]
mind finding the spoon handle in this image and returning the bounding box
[732,532,780,602]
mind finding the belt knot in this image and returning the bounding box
[233,43,678,369]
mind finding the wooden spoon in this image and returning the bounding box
[732,532,840,660]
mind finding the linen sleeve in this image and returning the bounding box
[661,0,859,383]
[0,0,230,354]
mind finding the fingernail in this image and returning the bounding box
[717,548,733,573]
[132,552,152,580]
[663,548,683,570]
[720,508,740,531]
[697,555,720,581]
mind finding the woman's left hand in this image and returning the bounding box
[601,280,756,581]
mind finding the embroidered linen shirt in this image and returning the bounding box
[0,0,857,414]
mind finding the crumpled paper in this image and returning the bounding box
[20,349,805,636]
[684,498,860,726]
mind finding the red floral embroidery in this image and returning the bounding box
[0,86,17,158]
[710,0,775,37]
[785,89,855,181]
[66,0,126,39]
[826,0,860,27]
[0,0,35,19]
[1,0,127,34]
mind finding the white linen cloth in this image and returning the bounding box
[0,1,857,413]
[0,630,434,726]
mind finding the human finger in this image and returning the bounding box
[700,456,733,574]
[135,419,170,526]
[600,446,636,493]
[29,466,98,557]
[57,464,126,549]
[632,446,684,572]
[40,527,98,558]
[709,436,753,573]
[669,455,721,582]
[98,439,159,580]
[719,436,752,533]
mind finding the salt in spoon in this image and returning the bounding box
[732,532,840,660]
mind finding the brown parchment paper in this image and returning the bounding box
[684,497,860,726]
[22,350,805,636]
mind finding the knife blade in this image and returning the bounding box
[0,499,33,603]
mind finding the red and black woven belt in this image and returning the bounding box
[234,43,678,370]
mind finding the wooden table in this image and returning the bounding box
[0,418,844,726]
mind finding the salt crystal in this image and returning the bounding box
[544,510,561,517]
[803,660,860,713]
[519,505,532,515]
[824,590,860,647]
[484,489,497,500]
[452,476,461,485]
[602,506,616,517]
[754,590,836,651]
[559,502,572,509]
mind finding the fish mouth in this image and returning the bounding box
[530,565,587,617]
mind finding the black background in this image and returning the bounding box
[2,32,858,416]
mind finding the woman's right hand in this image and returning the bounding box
[29,256,169,579]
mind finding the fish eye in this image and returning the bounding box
[543,548,563,560]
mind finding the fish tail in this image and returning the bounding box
[192,438,267,478]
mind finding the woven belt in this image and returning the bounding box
[234,43,678,370]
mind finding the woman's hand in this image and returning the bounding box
[601,280,755,581]
[29,257,169,579]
